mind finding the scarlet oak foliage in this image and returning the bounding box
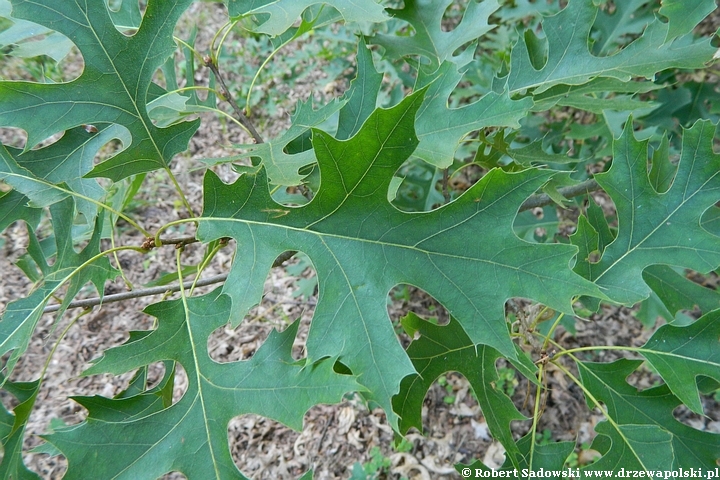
[0,0,720,478]
[199,91,599,426]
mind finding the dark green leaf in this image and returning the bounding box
[572,120,720,305]
[46,290,360,479]
[199,90,600,426]
[393,313,528,468]
[640,309,720,414]
[578,359,720,469]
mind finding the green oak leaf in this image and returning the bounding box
[393,313,529,468]
[336,37,383,141]
[370,0,499,69]
[0,378,41,479]
[217,38,376,186]
[640,309,720,414]
[226,98,345,186]
[69,359,176,423]
[532,78,665,114]
[0,124,130,225]
[582,423,674,476]
[659,0,718,41]
[0,189,40,232]
[0,198,117,381]
[226,0,388,36]
[414,56,533,168]
[642,265,720,318]
[571,120,720,305]
[198,90,600,425]
[0,0,199,181]
[590,0,656,56]
[45,290,360,479]
[578,358,720,469]
[507,0,716,95]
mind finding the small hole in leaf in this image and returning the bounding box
[172,362,188,404]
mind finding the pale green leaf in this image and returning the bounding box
[414,59,533,168]
[0,0,199,181]
[226,0,389,35]
[229,98,345,185]
[508,0,716,95]
[0,0,73,62]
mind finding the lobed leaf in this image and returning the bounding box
[370,0,499,69]
[640,309,720,414]
[414,57,533,168]
[46,290,359,479]
[571,120,720,305]
[507,0,716,95]
[393,313,529,468]
[0,0,199,181]
[0,199,117,381]
[198,90,600,426]
[578,357,720,470]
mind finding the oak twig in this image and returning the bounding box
[44,251,298,313]
[519,179,600,212]
[203,56,264,144]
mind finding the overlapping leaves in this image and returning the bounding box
[1,0,720,478]
[579,314,720,470]
[45,290,359,479]
[0,199,117,383]
[571,120,720,305]
[0,0,199,182]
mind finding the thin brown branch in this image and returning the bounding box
[203,55,264,144]
[519,179,600,212]
[441,168,450,204]
[44,250,298,313]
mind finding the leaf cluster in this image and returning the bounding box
[1,0,719,478]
